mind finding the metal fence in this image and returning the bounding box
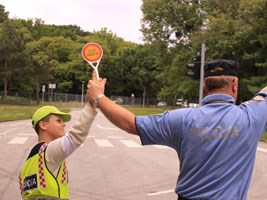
[0,91,85,104]
[0,91,158,106]
[110,95,158,106]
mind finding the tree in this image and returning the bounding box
[25,36,84,103]
[0,4,8,23]
[141,0,203,45]
[113,43,163,104]
[194,0,267,101]
[0,18,26,101]
[140,0,205,103]
[25,37,54,104]
[79,28,138,96]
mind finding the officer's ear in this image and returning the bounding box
[203,81,208,95]
[231,78,238,93]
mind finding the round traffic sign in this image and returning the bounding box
[82,43,103,62]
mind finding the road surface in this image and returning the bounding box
[0,108,266,200]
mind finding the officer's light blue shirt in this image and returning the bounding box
[135,93,267,200]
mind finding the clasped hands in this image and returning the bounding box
[87,70,107,105]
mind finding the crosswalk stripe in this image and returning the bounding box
[0,122,25,127]
[0,128,16,136]
[147,189,174,196]
[94,139,114,147]
[257,147,267,153]
[120,140,142,148]
[153,145,171,149]
[107,136,124,139]
[8,134,265,153]
[18,133,35,136]
[96,124,119,131]
[8,137,28,144]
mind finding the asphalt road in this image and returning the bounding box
[0,108,267,200]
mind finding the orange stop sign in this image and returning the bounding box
[82,43,103,62]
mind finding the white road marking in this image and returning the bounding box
[257,147,267,153]
[0,128,16,135]
[147,189,174,196]
[120,140,142,148]
[0,122,25,127]
[94,139,114,147]
[18,133,35,136]
[153,145,171,149]
[107,136,124,139]
[8,137,28,144]
[96,124,119,131]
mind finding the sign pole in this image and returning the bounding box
[42,85,45,103]
[199,43,205,105]
[81,81,84,106]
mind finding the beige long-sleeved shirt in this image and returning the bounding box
[44,104,97,176]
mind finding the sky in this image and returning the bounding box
[0,0,144,44]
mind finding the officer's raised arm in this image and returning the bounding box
[87,76,138,135]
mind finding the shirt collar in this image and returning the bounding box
[201,94,235,106]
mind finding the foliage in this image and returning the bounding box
[141,0,203,45]
[261,131,267,142]
[0,18,28,102]
[0,1,267,105]
[193,0,267,101]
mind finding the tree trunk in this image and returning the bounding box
[36,82,40,105]
[2,58,8,102]
[2,78,8,102]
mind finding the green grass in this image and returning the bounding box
[126,106,169,116]
[0,105,36,121]
[0,104,72,122]
[0,104,168,122]
[260,131,267,142]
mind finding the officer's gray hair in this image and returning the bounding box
[204,76,238,92]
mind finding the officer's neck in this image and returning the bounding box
[206,88,238,102]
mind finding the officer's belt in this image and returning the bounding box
[178,194,191,200]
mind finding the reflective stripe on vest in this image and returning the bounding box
[19,143,69,199]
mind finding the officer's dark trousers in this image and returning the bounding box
[178,194,191,200]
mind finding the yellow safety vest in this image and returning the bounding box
[19,142,69,199]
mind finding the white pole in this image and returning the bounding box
[199,43,205,104]
[81,81,84,106]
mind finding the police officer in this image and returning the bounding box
[87,60,267,200]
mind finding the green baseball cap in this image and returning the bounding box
[32,106,71,129]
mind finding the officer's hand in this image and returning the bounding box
[87,71,107,103]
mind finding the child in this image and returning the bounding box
[19,98,97,199]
